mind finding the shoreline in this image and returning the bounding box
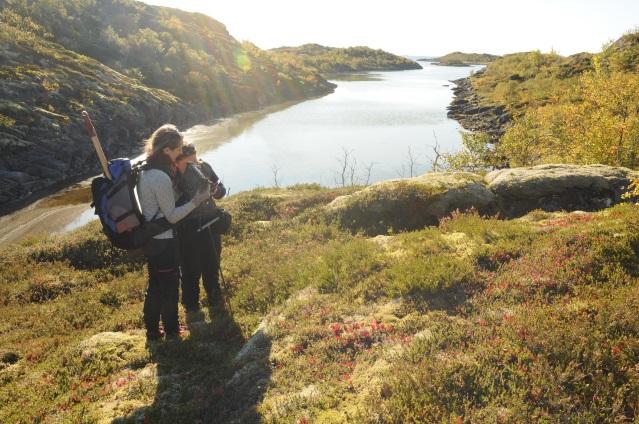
[0,99,309,219]
[0,99,310,246]
[446,74,510,140]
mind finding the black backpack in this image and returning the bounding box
[91,158,172,250]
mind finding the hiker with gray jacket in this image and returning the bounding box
[137,124,209,341]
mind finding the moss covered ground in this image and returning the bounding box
[1,185,638,423]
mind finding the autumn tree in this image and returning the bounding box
[499,63,639,168]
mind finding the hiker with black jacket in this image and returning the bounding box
[137,125,210,341]
[175,143,227,312]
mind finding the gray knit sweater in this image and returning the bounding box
[137,169,196,239]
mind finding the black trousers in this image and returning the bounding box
[178,225,222,309]
[143,238,180,335]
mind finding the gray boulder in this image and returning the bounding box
[486,164,638,217]
[325,172,498,235]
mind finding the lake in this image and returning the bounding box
[0,62,480,242]
[190,62,480,193]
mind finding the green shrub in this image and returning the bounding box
[386,255,474,300]
[316,238,384,294]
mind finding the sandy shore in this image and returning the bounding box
[0,202,90,246]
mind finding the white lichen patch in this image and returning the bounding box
[369,235,407,258]
[441,231,477,258]
[97,363,158,423]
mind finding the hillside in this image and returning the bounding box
[447,30,639,170]
[0,11,206,210]
[0,3,335,210]
[1,167,639,422]
[3,0,334,115]
[470,51,594,115]
[447,51,595,138]
[270,44,422,74]
[433,51,499,66]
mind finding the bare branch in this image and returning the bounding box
[362,162,375,185]
[271,164,281,188]
[396,164,407,178]
[334,147,354,187]
[348,157,358,186]
[406,146,418,177]
[431,130,442,172]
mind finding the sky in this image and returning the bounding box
[141,0,639,56]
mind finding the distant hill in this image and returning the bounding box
[433,51,500,65]
[0,1,335,209]
[270,43,422,73]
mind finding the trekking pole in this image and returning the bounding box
[82,111,112,180]
[209,226,233,316]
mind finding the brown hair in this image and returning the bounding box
[176,142,197,162]
[144,124,183,169]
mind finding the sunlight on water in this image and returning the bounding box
[195,63,480,192]
[57,207,95,233]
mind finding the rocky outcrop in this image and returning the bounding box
[325,165,638,235]
[325,173,498,235]
[486,164,639,217]
[0,37,206,212]
[0,24,206,212]
[447,74,510,139]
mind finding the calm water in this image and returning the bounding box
[190,62,481,193]
[9,62,479,237]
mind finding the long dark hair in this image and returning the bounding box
[144,124,183,171]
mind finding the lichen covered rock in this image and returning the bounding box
[325,172,498,235]
[486,164,638,217]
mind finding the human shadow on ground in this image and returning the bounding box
[116,299,272,423]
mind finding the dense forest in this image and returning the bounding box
[270,43,422,74]
[447,31,639,172]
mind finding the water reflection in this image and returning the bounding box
[196,63,480,191]
[57,207,95,234]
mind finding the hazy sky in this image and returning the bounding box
[142,0,638,56]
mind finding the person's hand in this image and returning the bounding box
[192,185,211,205]
[212,182,227,199]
